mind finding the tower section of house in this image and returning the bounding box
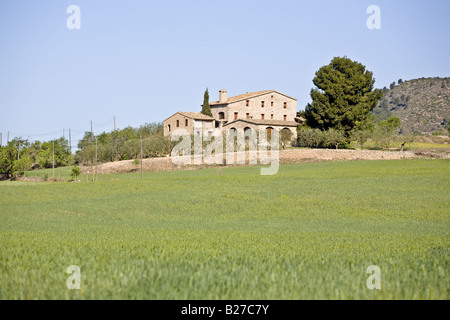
[163,112,215,137]
[209,89,299,139]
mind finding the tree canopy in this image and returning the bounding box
[305,57,383,135]
[0,138,72,177]
[74,122,171,165]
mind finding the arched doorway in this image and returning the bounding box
[266,127,274,140]
[280,128,293,148]
[280,128,293,142]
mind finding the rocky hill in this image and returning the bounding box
[372,77,450,134]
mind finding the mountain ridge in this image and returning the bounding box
[372,77,450,133]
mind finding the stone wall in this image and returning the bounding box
[82,149,422,175]
[164,113,214,137]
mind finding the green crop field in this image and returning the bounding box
[1,159,449,299]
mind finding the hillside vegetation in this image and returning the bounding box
[373,77,450,134]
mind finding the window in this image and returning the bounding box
[246,100,250,107]
[234,112,238,120]
[271,114,274,120]
[246,113,250,119]
[185,119,188,126]
[283,102,287,109]
[261,114,265,120]
[168,124,171,132]
[218,112,225,120]
[283,115,287,121]
[261,101,265,108]
[271,95,274,99]
[176,120,180,127]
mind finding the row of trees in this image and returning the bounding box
[0,138,72,177]
[297,116,415,150]
[75,122,172,165]
[0,123,171,177]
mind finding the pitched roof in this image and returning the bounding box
[210,90,297,106]
[223,119,298,127]
[165,112,214,121]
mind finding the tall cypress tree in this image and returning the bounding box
[201,88,212,117]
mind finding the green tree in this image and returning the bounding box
[0,145,17,175]
[296,126,314,147]
[372,116,401,149]
[324,129,345,149]
[37,138,72,168]
[398,134,416,152]
[13,156,32,176]
[351,129,372,149]
[354,112,376,132]
[383,116,401,130]
[304,57,383,136]
[201,88,212,117]
[69,165,81,181]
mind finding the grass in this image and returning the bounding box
[408,142,450,150]
[1,159,449,299]
[353,139,450,151]
[23,166,73,181]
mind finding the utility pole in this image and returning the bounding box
[140,136,143,180]
[52,140,55,179]
[0,132,2,147]
[7,131,9,143]
[114,116,116,132]
[63,128,65,139]
[95,138,98,182]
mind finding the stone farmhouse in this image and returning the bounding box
[164,89,302,140]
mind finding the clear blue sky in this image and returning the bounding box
[0,0,449,145]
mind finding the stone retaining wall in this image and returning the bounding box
[80,149,429,175]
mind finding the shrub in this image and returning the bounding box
[12,156,33,176]
[323,129,345,149]
[69,165,81,181]
[351,130,372,148]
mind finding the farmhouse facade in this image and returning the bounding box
[164,89,301,140]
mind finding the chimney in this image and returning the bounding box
[219,89,228,103]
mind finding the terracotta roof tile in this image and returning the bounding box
[177,112,214,120]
